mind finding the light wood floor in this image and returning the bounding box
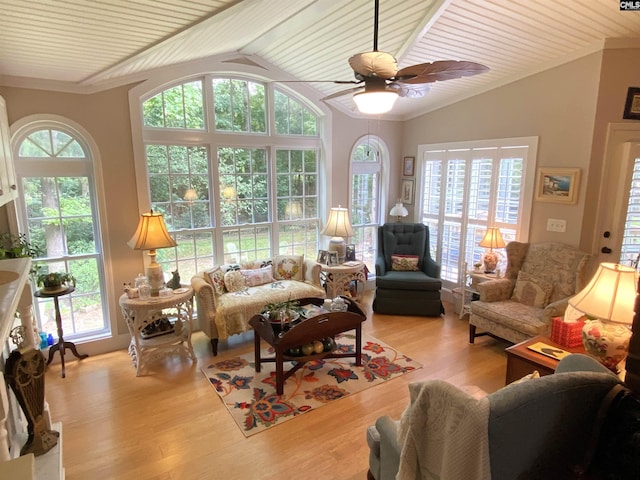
[45,292,510,480]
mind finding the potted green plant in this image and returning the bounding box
[36,271,76,292]
[263,298,302,322]
[0,232,42,259]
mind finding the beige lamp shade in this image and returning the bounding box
[127,210,177,252]
[184,188,198,204]
[568,262,638,325]
[128,210,176,296]
[478,227,506,250]
[320,206,354,263]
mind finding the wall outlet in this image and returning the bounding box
[547,218,566,232]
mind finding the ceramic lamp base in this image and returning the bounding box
[483,251,498,274]
[582,319,631,372]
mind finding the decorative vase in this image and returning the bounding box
[581,319,631,372]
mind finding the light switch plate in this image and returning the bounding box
[547,218,566,232]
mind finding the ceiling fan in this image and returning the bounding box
[307,0,490,114]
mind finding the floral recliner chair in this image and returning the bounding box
[469,241,591,344]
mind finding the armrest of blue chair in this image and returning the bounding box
[375,255,387,277]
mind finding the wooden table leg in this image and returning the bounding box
[254,332,262,373]
[355,325,362,366]
[275,349,284,395]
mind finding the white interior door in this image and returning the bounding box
[595,123,640,266]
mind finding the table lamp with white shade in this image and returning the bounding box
[389,201,408,222]
[478,227,505,274]
[568,262,638,372]
[128,210,177,296]
[320,206,354,263]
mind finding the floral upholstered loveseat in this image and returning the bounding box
[469,242,591,345]
[191,255,325,355]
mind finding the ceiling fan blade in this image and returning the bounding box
[271,80,359,85]
[396,60,489,84]
[388,82,430,98]
[321,86,364,102]
[348,51,398,79]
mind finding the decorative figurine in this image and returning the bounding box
[166,270,181,290]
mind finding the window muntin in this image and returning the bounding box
[274,89,318,136]
[140,76,321,274]
[15,127,109,340]
[419,140,534,290]
[350,137,383,272]
[143,80,204,129]
[213,78,266,133]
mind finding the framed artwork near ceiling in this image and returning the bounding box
[402,156,415,176]
[401,179,415,205]
[623,87,640,120]
[534,167,581,204]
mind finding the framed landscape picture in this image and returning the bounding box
[401,179,415,205]
[535,167,581,204]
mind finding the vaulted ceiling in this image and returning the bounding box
[1,0,639,120]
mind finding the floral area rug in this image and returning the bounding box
[201,332,422,436]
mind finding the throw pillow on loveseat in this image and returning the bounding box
[191,255,325,355]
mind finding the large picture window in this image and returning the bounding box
[418,137,537,290]
[138,77,322,278]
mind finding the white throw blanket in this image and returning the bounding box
[396,380,491,480]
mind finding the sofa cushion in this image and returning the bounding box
[511,271,553,308]
[224,270,246,292]
[206,266,227,295]
[241,266,274,287]
[274,255,304,281]
[391,254,419,271]
[471,300,548,337]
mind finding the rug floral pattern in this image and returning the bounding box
[202,332,422,436]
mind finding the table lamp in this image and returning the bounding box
[128,210,177,296]
[478,227,505,273]
[389,201,408,222]
[568,262,638,372]
[320,206,354,263]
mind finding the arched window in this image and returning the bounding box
[350,135,385,273]
[135,76,322,278]
[13,121,109,340]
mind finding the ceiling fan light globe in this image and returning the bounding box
[353,90,398,114]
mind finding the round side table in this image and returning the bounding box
[321,260,367,300]
[34,286,88,378]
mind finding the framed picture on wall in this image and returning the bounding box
[401,179,415,205]
[403,156,415,176]
[623,87,640,120]
[534,167,581,204]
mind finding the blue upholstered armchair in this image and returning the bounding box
[372,223,443,316]
[366,354,620,480]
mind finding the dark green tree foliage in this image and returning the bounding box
[213,79,265,133]
[143,81,204,129]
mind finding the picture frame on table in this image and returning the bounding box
[402,156,415,177]
[534,167,581,204]
[401,179,415,205]
[328,251,339,266]
[623,86,640,120]
[345,244,356,262]
[317,249,328,264]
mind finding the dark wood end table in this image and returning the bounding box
[505,335,585,385]
[249,296,366,395]
[34,286,89,378]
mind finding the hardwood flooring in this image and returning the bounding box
[44,292,510,480]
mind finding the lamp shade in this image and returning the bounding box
[184,188,198,203]
[478,227,506,250]
[127,210,177,251]
[389,202,408,218]
[568,262,638,325]
[320,207,355,238]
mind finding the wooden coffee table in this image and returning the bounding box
[505,335,585,385]
[249,296,366,395]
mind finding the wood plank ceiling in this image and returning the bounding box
[0,0,639,120]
